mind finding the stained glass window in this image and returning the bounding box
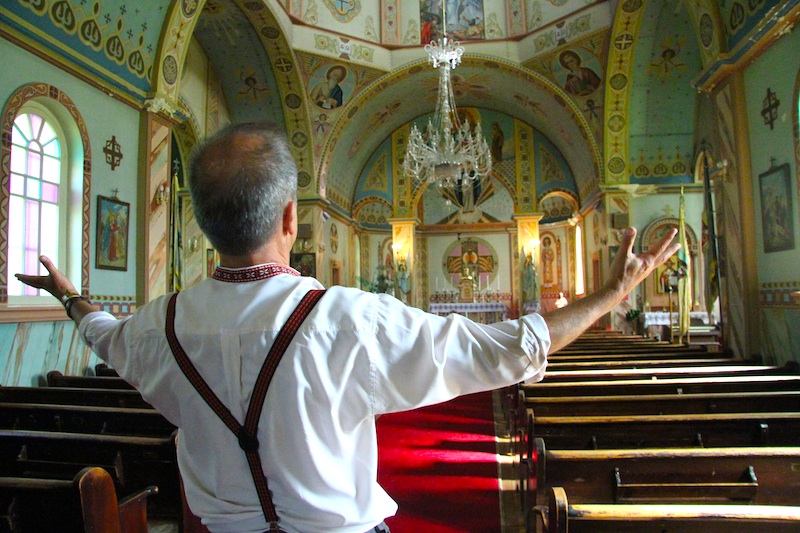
[8,113,61,297]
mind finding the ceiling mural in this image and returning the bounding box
[2,0,169,98]
[191,0,285,126]
[8,0,792,225]
[320,55,600,218]
[525,29,610,146]
[628,0,701,185]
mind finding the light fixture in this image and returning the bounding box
[392,242,406,268]
[403,1,491,194]
[528,238,540,260]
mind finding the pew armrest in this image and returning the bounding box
[118,485,158,533]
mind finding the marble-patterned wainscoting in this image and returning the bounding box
[759,307,800,366]
[0,320,101,386]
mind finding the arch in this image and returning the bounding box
[603,0,647,185]
[538,190,579,222]
[0,83,91,302]
[319,55,602,218]
[641,216,698,253]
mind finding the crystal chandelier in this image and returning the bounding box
[403,10,491,193]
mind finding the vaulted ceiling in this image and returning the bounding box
[4,0,792,217]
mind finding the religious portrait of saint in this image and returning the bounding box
[310,65,349,109]
[447,0,485,40]
[557,50,601,97]
[96,195,130,271]
[420,11,443,45]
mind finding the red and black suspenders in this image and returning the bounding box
[165,290,326,532]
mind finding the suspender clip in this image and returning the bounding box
[238,428,260,452]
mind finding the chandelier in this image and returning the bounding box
[403,11,491,194]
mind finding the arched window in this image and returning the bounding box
[7,108,66,300]
[1,84,90,317]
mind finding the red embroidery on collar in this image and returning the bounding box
[212,264,300,282]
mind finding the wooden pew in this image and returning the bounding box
[545,357,743,371]
[0,402,176,437]
[508,375,800,446]
[0,466,156,533]
[47,371,134,390]
[0,428,180,519]
[0,386,152,409]
[521,374,800,397]
[540,364,796,382]
[546,350,731,363]
[525,390,800,417]
[535,486,800,533]
[527,438,800,507]
[95,363,119,377]
[529,410,800,450]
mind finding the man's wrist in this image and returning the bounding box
[63,294,92,320]
[59,291,81,305]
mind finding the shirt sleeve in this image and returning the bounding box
[78,311,143,387]
[368,294,550,414]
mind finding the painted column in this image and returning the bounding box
[137,111,174,304]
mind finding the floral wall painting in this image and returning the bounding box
[96,195,130,271]
[759,162,795,253]
[553,49,602,97]
[309,64,352,110]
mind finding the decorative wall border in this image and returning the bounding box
[759,282,800,308]
[0,83,91,303]
[92,296,137,318]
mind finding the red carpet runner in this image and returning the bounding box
[376,391,502,533]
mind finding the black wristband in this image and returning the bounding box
[65,295,91,320]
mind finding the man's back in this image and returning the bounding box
[79,266,546,532]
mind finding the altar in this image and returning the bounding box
[641,311,718,339]
[428,301,508,324]
[642,311,717,327]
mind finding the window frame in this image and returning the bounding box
[0,84,91,323]
[8,103,70,305]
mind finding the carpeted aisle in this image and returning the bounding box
[376,391,502,533]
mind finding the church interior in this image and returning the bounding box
[1,0,800,531]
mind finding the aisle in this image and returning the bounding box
[376,391,503,533]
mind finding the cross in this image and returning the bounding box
[615,33,634,51]
[274,57,293,73]
[761,88,780,130]
[103,135,123,170]
[445,239,494,285]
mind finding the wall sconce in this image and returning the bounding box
[188,236,200,252]
[393,242,406,268]
[715,159,730,182]
[527,238,540,260]
[155,182,169,205]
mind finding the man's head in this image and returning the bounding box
[188,122,298,256]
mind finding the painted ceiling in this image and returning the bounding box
[2,0,794,219]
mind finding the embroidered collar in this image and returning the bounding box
[212,263,300,283]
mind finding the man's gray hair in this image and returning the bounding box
[187,122,298,256]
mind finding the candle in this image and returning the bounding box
[436,277,439,291]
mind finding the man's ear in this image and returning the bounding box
[283,200,297,237]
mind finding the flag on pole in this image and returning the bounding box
[677,186,691,343]
[701,152,719,321]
